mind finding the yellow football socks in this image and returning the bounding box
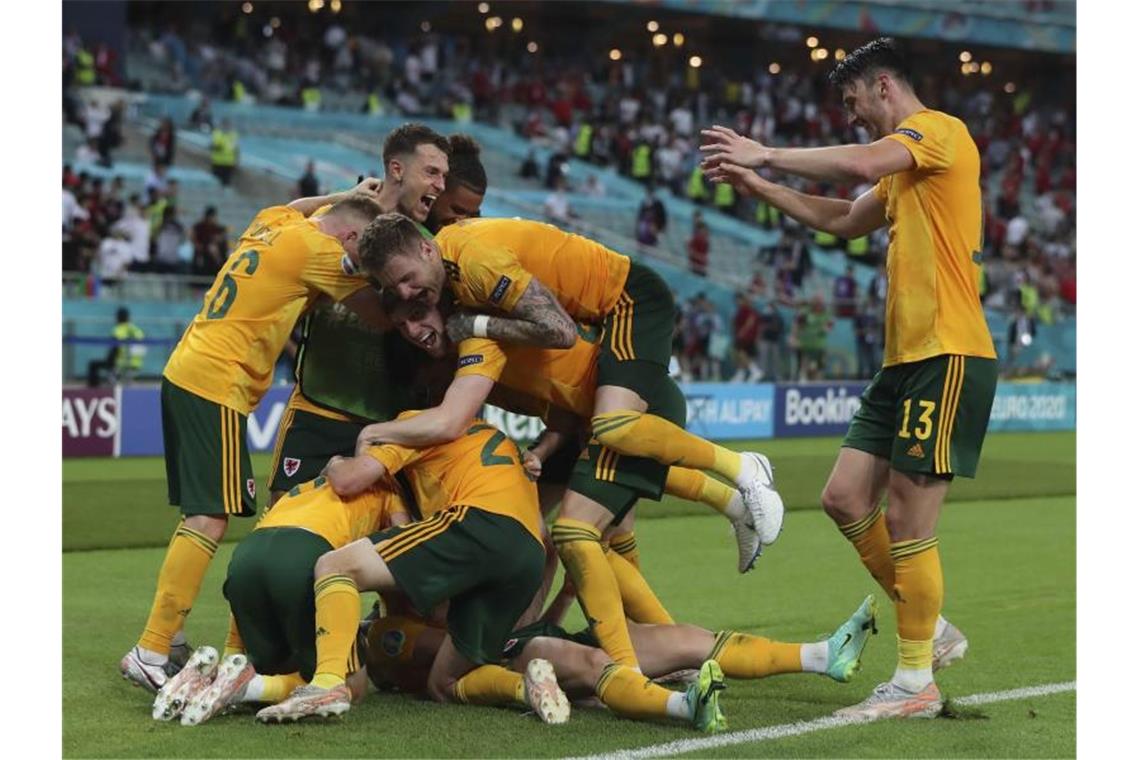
[839,509,896,596]
[890,538,942,691]
[595,663,674,720]
[310,573,361,689]
[608,530,640,568]
[605,547,674,625]
[709,630,803,678]
[452,665,526,707]
[138,521,218,656]
[591,411,747,485]
[665,467,744,520]
[223,613,245,658]
[552,518,638,668]
[244,672,306,704]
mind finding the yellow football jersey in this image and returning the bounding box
[366,413,543,546]
[874,110,997,366]
[454,333,600,420]
[163,206,372,414]
[256,474,408,548]
[434,218,631,322]
[285,385,356,423]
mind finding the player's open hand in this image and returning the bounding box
[699,125,769,171]
[352,176,384,199]
[521,449,543,481]
[702,162,769,199]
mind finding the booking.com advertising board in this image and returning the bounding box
[62,381,1076,458]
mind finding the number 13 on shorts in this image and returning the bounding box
[897,398,937,441]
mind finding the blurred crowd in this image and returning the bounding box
[66,5,1074,378]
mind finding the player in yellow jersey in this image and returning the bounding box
[355,214,784,670]
[266,125,460,503]
[120,181,391,693]
[255,415,726,728]
[150,475,410,725]
[377,293,769,577]
[701,37,999,719]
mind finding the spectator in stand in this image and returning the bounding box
[189,97,214,132]
[297,159,320,198]
[150,117,177,168]
[1007,305,1037,372]
[152,205,187,274]
[791,293,832,381]
[76,137,100,164]
[113,195,151,273]
[86,307,146,388]
[870,263,888,304]
[191,206,228,277]
[688,215,710,277]
[681,294,709,380]
[144,162,170,197]
[543,175,576,226]
[731,292,763,382]
[758,301,786,381]
[210,118,240,187]
[94,228,134,286]
[853,297,883,379]
[701,297,728,381]
[833,265,858,318]
[519,149,539,180]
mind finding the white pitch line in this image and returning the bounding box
[564,680,1076,760]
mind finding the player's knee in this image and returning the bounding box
[580,646,613,685]
[184,513,228,542]
[314,547,355,581]
[820,482,860,524]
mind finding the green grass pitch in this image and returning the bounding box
[63,431,1075,758]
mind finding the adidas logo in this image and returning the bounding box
[906,443,924,458]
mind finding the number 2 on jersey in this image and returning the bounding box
[205,250,260,320]
[467,423,522,467]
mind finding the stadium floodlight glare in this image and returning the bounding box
[968,62,980,73]
[330,0,341,13]
[478,2,490,13]
[673,32,684,46]
[421,21,431,32]
[609,48,622,61]
[806,36,819,48]
[1004,81,1016,93]
[689,55,702,68]
[653,33,667,47]
[512,17,523,32]
[647,20,659,32]
[981,61,993,75]
[527,41,538,53]
[270,16,281,28]
[242,2,253,13]
[308,0,324,12]
[814,48,829,61]
[959,50,972,62]
[769,62,781,74]
[960,63,972,75]
[835,48,846,60]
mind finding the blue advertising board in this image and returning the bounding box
[987,382,1076,432]
[774,382,868,438]
[678,382,775,441]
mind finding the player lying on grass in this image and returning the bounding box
[357,213,784,670]
[363,290,782,671]
[268,129,485,505]
[253,416,729,730]
[363,591,877,728]
[149,472,411,726]
[120,179,399,693]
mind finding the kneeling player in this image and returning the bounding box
[151,473,410,725]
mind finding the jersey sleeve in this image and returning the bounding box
[457,239,534,313]
[884,111,955,173]
[365,442,421,476]
[298,234,372,301]
[455,338,508,382]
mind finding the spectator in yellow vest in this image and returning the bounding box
[210,119,240,187]
[87,307,146,387]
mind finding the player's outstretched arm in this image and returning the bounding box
[287,176,384,217]
[356,374,495,450]
[701,125,914,184]
[326,454,388,498]
[446,280,577,349]
[708,164,887,239]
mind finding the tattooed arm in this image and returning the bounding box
[445,278,577,348]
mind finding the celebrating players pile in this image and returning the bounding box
[121,36,995,731]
